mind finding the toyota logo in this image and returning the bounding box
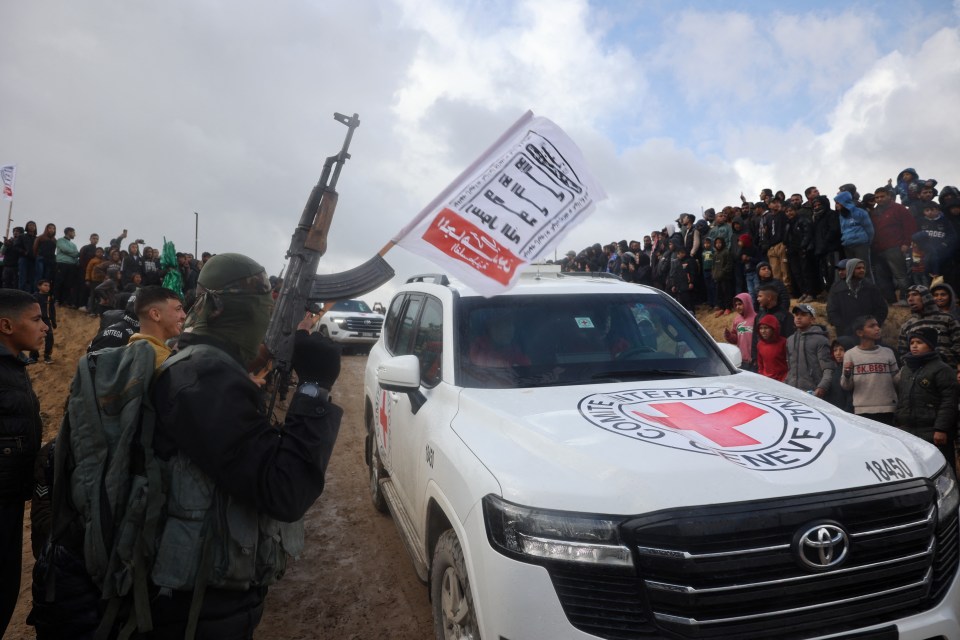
[364,319,371,325]
[796,523,848,570]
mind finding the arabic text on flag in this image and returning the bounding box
[394,112,606,295]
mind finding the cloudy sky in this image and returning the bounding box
[2,0,959,304]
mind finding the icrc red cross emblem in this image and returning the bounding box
[579,387,835,471]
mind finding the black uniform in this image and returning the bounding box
[0,345,43,636]
[146,332,342,637]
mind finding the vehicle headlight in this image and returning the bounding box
[934,465,959,526]
[483,494,632,567]
[333,317,347,326]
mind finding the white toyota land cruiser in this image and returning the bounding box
[315,299,383,351]
[363,269,960,640]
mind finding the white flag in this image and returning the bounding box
[1,165,15,202]
[394,112,606,295]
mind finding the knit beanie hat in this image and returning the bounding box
[908,326,938,352]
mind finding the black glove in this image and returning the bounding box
[292,330,341,390]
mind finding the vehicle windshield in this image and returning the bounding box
[456,293,732,389]
[331,300,373,313]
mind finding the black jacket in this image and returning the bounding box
[87,313,140,352]
[895,351,958,444]
[826,278,888,338]
[0,345,43,504]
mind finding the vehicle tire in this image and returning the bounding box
[318,325,330,338]
[431,530,480,640]
[367,411,389,514]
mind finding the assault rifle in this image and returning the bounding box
[262,111,394,417]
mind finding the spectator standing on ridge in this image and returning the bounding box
[825,337,856,412]
[811,194,842,292]
[739,233,760,297]
[785,201,817,303]
[712,237,734,316]
[931,283,960,322]
[668,242,698,312]
[15,221,37,293]
[1,227,23,290]
[841,315,899,425]
[54,227,80,307]
[916,200,957,282]
[835,191,874,281]
[724,293,756,370]
[77,233,99,311]
[30,280,56,364]
[762,198,791,289]
[753,262,790,314]
[870,187,915,306]
[752,284,795,363]
[893,168,922,206]
[894,326,958,463]
[909,183,939,222]
[785,303,835,398]
[756,314,788,382]
[897,285,960,367]
[33,223,58,290]
[826,258,887,339]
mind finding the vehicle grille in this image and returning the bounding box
[545,480,958,640]
[343,316,383,333]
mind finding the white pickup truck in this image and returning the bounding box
[363,269,960,640]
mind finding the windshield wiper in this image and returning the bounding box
[591,368,705,380]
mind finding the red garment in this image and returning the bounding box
[756,315,787,381]
[872,201,916,252]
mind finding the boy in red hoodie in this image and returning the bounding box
[756,314,788,381]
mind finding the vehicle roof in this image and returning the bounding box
[396,266,660,299]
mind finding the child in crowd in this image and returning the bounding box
[895,327,958,463]
[907,232,929,287]
[701,237,716,310]
[785,303,834,398]
[711,237,733,317]
[756,314,787,381]
[724,293,756,370]
[668,243,698,312]
[825,337,855,412]
[739,233,760,297]
[841,315,899,424]
[94,266,121,312]
[85,246,106,315]
[31,279,56,364]
[931,283,960,321]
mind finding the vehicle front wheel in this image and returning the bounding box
[318,325,330,338]
[431,530,479,640]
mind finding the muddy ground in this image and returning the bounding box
[6,307,433,639]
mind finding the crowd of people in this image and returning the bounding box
[0,225,213,362]
[2,168,960,638]
[0,239,343,638]
[557,168,960,461]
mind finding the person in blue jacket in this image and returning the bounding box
[835,190,874,281]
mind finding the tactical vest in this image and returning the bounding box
[150,344,305,593]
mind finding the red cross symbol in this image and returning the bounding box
[379,390,389,440]
[634,402,767,447]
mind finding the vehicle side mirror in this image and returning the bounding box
[717,342,743,369]
[377,355,427,414]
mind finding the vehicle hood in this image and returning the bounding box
[451,371,944,515]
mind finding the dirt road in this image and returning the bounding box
[256,353,434,639]
[6,309,433,639]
